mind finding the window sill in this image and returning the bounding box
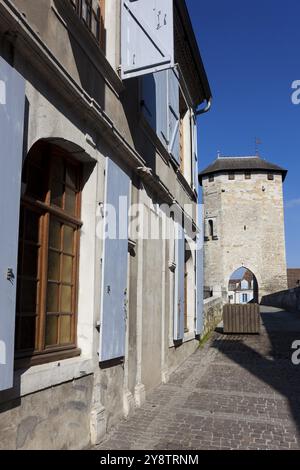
[168,332,197,349]
[14,347,81,369]
[0,353,94,403]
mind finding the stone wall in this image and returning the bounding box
[0,375,93,450]
[202,171,288,300]
[202,296,224,338]
[261,287,300,313]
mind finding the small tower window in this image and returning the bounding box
[209,175,214,183]
[268,174,274,181]
[209,220,214,238]
[228,172,235,180]
[245,172,251,180]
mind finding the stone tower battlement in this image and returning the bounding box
[199,156,288,300]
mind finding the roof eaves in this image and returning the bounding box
[175,0,212,103]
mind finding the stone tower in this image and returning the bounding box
[199,156,288,300]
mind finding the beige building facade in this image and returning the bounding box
[0,0,211,449]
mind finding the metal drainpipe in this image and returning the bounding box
[196,98,212,116]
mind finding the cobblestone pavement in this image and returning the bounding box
[97,307,300,450]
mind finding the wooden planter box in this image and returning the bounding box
[223,303,260,334]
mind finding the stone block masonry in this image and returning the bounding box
[200,161,288,301]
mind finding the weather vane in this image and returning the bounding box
[255,138,262,156]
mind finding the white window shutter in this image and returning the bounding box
[168,68,180,164]
[155,70,169,146]
[99,159,130,362]
[196,205,204,335]
[195,234,204,335]
[141,70,168,147]
[0,57,25,391]
[192,114,199,192]
[121,0,174,80]
[173,222,185,341]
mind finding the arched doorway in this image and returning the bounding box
[228,267,259,304]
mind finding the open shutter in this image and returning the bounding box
[168,68,180,164]
[121,0,174,80]
[99,159,130,362]
[195,234,204,335]
[0,57,25,391]
[156,71,169,146]
[195,205,204,335]
[192,114,199,192]
[141,70,168,146]
[173,222,185,341]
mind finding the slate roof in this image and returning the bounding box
[199,156,287,184]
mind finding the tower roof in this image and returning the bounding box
[199,156,287,184]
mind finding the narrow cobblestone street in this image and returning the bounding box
[97,307,300,450]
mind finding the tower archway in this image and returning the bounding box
[228,267,259,304]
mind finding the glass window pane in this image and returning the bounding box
[19,316,36,350]
[49,218,61,250]
[91,13,99,38]
[23,244,39,278]
[62,255,73,283]
[50,179,64,208]
[61,285,72,313]
[64,187,76,214]
[19,207,24,239]
[63,225,74,254]
[45,315,58,346]
[66,164,77,189]
[21,280,37,313]
[48,250,60,281]
[47,282,59,313]
[17,242,23,276]
[59,315,72,344]
[26,164,46,200]
[24,210,40,243]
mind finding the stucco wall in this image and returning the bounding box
[0,375,93,450]
[0,0,204,449]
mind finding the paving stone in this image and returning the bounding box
[96,308,300,450]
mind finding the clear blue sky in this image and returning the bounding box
[187,0,300,268]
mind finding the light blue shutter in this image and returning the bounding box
[174,223,185,341]
[195,206,204,335]
[0,57,25,391]
[192,114,199,192]
[99,159,130,362]
[121,0,174,80]
[155,71,169,146]
[142,70,168,147]
[168,68,180,164]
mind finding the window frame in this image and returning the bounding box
[15,144,83,368]
[245,172,251,180]
[268,173,274,181]
[228,172,235,180]
[69,0,105,49]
